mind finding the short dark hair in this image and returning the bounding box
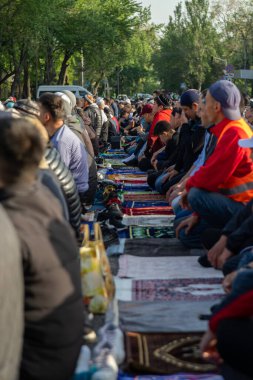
[39,93,66,121]
[154,120,171,136]
[154,95,170,109]
[0,115,44,185]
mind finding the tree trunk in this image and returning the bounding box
[0,70,15,86]
[22,60,31,98]
[57,50,72,85]
[11,44,26,97]
[44,46,55,84]
[93,72,105,95]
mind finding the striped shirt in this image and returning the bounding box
[50,124,89,193]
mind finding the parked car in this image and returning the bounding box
[131,93,153,102]
[117,94,129,102]
[36,85,91,99]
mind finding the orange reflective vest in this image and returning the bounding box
[217,119,253,203]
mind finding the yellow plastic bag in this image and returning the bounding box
[80,223,115,314]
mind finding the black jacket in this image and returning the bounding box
[223,199,253,254]
[174,118,205,173]
[83,104,103,139]
[44,146,82,236]
[0,182,83,380]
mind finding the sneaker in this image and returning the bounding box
[107,204,125,229]
[100,223,119,247]
[93,324,125,365]
[198,254,212,268]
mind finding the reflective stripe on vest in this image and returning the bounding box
[217,118,253,202]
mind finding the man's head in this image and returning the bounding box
[180,89,200,120]
[154,120,174,144]
[96,97,105,110]
[197,89,210,129]
[205,80,241,125]
[55,92,72,116]
[140,103,153,124]
[0,114,45,187]
[152,90,160,98]
[13,99,41,118]
[83,94,94,109]
[153,94,170,115]
[39,93,66,128]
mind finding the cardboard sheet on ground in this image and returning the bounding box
[118,256,223,279]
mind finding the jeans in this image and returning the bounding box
[171,195,182,215]
[188,187,245,228]
[175,188,245,249]
[155,173,169,194]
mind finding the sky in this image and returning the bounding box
[139,0,184,24]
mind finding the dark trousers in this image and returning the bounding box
[217,318,253,379]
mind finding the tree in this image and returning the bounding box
[153,0,223,91]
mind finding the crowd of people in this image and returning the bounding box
[0,81,253,379]
[119,82,253,379]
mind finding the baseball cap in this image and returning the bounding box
[82,94,94,104]
[180,89,200,107]
[238,136,253,148]
[140,103,153,116]
[208,80,241,120]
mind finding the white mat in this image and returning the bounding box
[118,255,223,279]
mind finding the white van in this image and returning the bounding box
[36,85,91,99]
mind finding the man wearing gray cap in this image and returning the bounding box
[176,80,253,255]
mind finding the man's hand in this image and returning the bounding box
[208,235,228,268]
[200,329,222,365]
[179,189,189,209]
[223,270,238,294]
[216,248,233,269]
[168,169,178,180]
[161,172,171,184]
[153,159,158,170]
[175,214,199,238]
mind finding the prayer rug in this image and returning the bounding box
[100,153,128,159]
[107,149,124,153]
[106,168,146,174]
[123,201,169,208]
[123,238,191,256]
[118,299,221,331]
[118,226,175,239]
[123,184,150,191]
[123,193,166,202]
[123,206,173,216]
[118,373,223,380]
[125,332,217,374]
[107,174,147,182]
[132,278,224,302]
[118,256,223,279]
[122,215,175,227]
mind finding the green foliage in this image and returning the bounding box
[1,0,253,98]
